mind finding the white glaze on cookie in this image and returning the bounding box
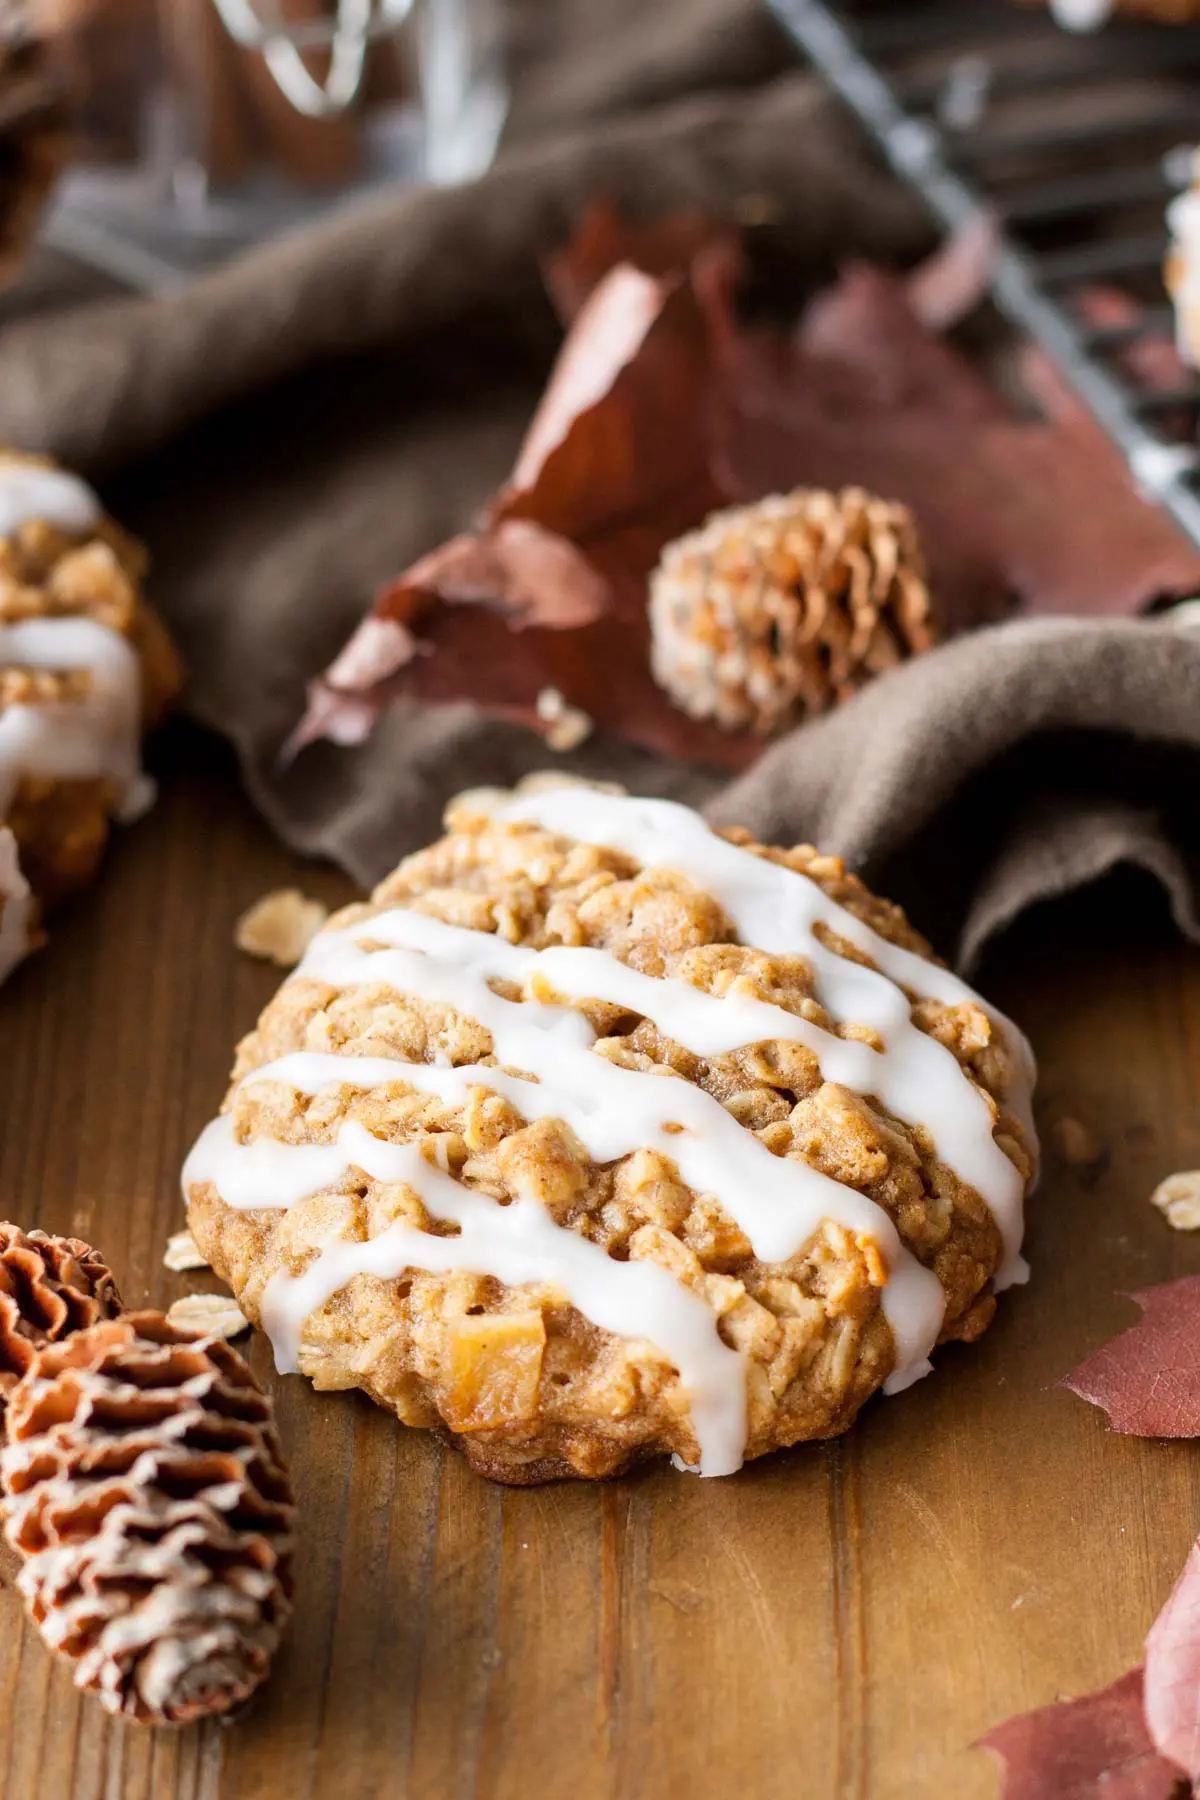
[1048,0,1112,27]
[183,794,1036,1477]
[0,462,100,541]
[502,788,1037,1271]
[212,1118,747,1477]
[0,465,153,989]
[0,620,151,821]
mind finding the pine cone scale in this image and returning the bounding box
[0,1225,123,1402]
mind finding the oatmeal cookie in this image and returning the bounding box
[184,782,1037,1484]
[0,451,182,980]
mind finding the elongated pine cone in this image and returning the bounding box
[648,487,938,735]
[0,1223,122,1405]
[2,1311,295,1724]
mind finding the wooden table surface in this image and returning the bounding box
[2,726,1198,1800]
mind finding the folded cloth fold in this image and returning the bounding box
[0,0,1197,970]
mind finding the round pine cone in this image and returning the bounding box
[0,1222,122,1406]
[2,1311,295,1725]
[648,487,938,735]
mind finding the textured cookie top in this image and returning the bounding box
[186,785,1036,1481]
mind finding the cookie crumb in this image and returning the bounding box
[165,1292,250,1340]
[535,686,593,752]
[163,1229,209,1273]
[1052,1116,1101,1167]
[1150,1170,1200,1232]
[235,889,328,967]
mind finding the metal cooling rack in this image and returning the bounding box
[767,0,1200,549]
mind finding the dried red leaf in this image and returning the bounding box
[1062,1278,1200,1437]
[542,198,738,324]
[298,206,1200,767]
[719,265,1200,627]
[1146,1545,1200,1782]
[304,253,750,767]
[904,210,1001,333]
[978,1669,1186,1800]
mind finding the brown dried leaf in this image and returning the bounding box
[302,251,745,768]
[720,264,1200,628]
[542,198,738,324]
[977,1668,1186,1800]
[1062,1279,1200,1436]
[298,207,1200,768]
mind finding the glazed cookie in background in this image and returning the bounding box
[184,781,1038,1485]
[0,451,182,983]
[1167,155,1200,370]
[1034,0,1200,24]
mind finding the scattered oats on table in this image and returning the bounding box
[1051,1116,1101,1168]
[535,686,593,752]
[1150,1170,1200,1231]
[165,1291,250,1340]
[163,1228,209,1272]
[236,888,329,967]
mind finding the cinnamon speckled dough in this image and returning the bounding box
[187,795,1036,1484]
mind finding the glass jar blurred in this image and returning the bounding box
[46,0,506,285]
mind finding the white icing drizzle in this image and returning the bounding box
[305,907,1026,1273]
[0,620,152,822]
[182,791,1036,1478]
[0,827,33,984]
[0,462,101,541]
[186,1116,745,1478]
[0,467,153,936]
[1168,178,1200,371]
[500,789,1037,1280]
[1048,0,1112,28]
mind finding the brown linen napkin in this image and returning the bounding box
[0,0,1198,971]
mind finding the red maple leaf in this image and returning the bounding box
[977,1668,1186,1799]
[1062,1278,1200,1437]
